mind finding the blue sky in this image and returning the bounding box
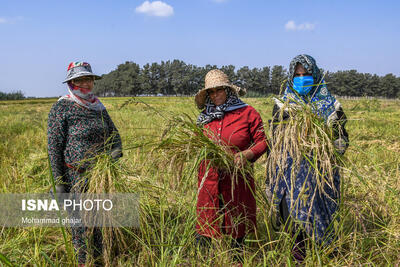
[1,0,399,97]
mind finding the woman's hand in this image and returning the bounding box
[234,149,255,168]
[333,138,347,155]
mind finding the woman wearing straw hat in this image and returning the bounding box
[266,54,349,261]
[195,69,268,260]
[47,61,122,266]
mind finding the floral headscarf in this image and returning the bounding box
[287,54,323,92]
[59,81,105,111]
[196,88,248,126]
[280,54,340,123]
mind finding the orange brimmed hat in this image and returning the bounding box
[194,69,246,109]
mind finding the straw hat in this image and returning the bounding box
[195,69,246,109]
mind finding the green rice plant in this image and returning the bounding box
[350,98,381,112]
[48,158,75,265]
[0,252,13,266]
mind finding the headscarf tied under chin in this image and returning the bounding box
[58,82,105,111]
[280,54,340,123]
[196,88,248,126]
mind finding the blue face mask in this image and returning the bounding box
[293,76,314,95]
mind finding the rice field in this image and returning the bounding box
[0,97,399,266]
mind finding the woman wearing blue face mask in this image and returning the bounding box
[267,54,349,261]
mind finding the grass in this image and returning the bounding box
[0,96,399,266]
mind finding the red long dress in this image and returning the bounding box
[196,105,268,239]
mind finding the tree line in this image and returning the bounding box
[0,91,25,100]
[94,60,288,97]
[93,60,400,98]
[3,60,399,99]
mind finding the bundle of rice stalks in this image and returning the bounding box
[72,152,133,267]
[80,153,130,194]
[266,97,345,214]
[154,114,253,193]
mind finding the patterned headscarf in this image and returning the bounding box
[59,81,105,111]
[287,54,323,91]
[281,54,339,123]
[67,82,96,102]
[196,88,248,126]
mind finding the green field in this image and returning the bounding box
[0,97,399,266]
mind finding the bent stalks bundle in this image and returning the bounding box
[266,97,345,216]
[154,114,253,195]
[73,153,132,267]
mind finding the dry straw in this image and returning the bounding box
[155,114,253,198]
[72,139,132,267]
[266,91,346,220]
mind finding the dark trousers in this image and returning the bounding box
[279,194,306,262]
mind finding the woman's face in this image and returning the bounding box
[207,87,227,106]
[294,64,312,78]
[71,76,95,91]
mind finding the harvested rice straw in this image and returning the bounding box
[155,114,253,199]
[73,141,131,267]
[266,95,344,219]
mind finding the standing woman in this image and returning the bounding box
[267,55,349,260]
[47,62,122,265]
[195,69,268,257]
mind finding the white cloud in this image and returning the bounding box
[285,20,315,31]
[0,16,23,24]
[212,0,229,3]
[135,1,174,17]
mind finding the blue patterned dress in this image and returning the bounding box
[267,54,349,245]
